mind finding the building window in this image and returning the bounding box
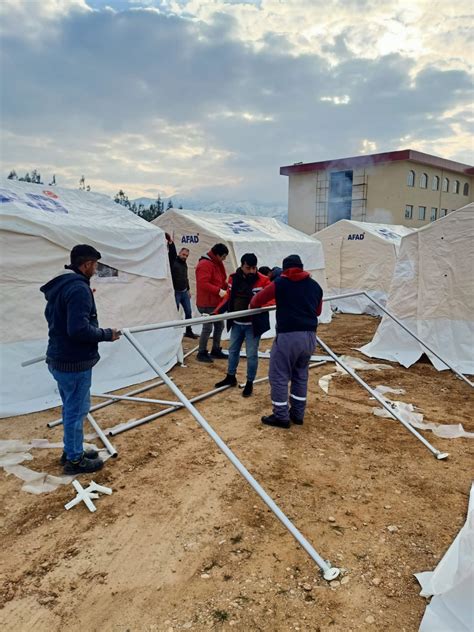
[432,175,440,191]
[430,207,438,222]
[405,204,413,219]
[407,170,415,187]
[420,173,428,189]
[454,180,460,194]
[463,182,469,196]
[442,177,449,192]
[441,208,448,217]
[418,206,426,220]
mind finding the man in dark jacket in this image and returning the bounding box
[250,254,323,428]
[165,233,198,339]
[214,253,271,397]
[40,244,120,474]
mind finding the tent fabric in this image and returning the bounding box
[0,180,182,418]
[154,209,331,323]
[0,178,168,279]
[415,483,474,632]
[360,204,474,374]
[313,220,415,315]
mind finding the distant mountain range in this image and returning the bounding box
[132,196,288,223]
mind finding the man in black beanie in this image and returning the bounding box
[250,254,323,428]
[40,245,121,474]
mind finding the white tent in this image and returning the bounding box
[313,220,415,315]
[360,204,474,374]
[0,178,182,418]
[153,209,331,324]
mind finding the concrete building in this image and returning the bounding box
[280,149,474,234]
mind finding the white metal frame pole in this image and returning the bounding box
[47,378,171,428]
[316,336,449,460]
[108,384,234,436]
[122,328,340,581]
[87,413,118,457]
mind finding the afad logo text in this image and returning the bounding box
[181,234,199,244]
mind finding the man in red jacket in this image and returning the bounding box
[195,243,229,363]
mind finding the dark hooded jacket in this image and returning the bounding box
[40,270,113,372]
[249,268,323,333]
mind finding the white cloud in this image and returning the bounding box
[0,1,472,202]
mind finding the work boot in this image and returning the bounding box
[184,327,198,339]
[261,414,290,429]
[210,347,227,359]
[289,410,304,425]
[197,351,213,363]
[242,381,253,397]
[215,374,237,388]
[63,455,104,475]
[60,448,98,465]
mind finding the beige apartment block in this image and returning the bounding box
[281,149,473,233]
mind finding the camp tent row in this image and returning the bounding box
[0,178,182,418]
[313,220,415,315]
[0,185,332,417]
[361,203,474,375]
[2,177,471,417]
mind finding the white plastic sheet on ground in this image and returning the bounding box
[0,438,106,493]
[318,356,392,393]
[415,483,474,632]
[372,388,474,440]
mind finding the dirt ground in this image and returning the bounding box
[1,314,473,632]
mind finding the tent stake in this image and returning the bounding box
[122,328,340,581]
[316,336,449,460]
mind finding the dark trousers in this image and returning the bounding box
[268,331,316,420]
[198,306,224,353]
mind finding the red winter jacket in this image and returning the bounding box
[195,251,228,308]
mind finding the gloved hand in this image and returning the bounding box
[218,288,226,298]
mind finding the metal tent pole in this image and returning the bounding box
[122,328,340,581]
[316,336,449,460]
[239,361,325,388]
[87,413,117,457]
[90,393,181,406]
[361,292,473,387]
[47,378,171,428]
[108,384,234,436]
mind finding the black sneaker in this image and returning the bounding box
[60,449,99,465]
[261,414,290,429]
[215,374,237,388]
[63,455,104,475]
[242,381,253,397]
[197,351,214,363]
[184,328,199,339]
[209,348,227,359]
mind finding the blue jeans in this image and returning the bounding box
[175,290,192,319]
[49,366,92,461]
[227,323,261,381]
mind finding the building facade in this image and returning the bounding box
[280,149,473,234]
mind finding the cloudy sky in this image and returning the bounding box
[1,0,472,203]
